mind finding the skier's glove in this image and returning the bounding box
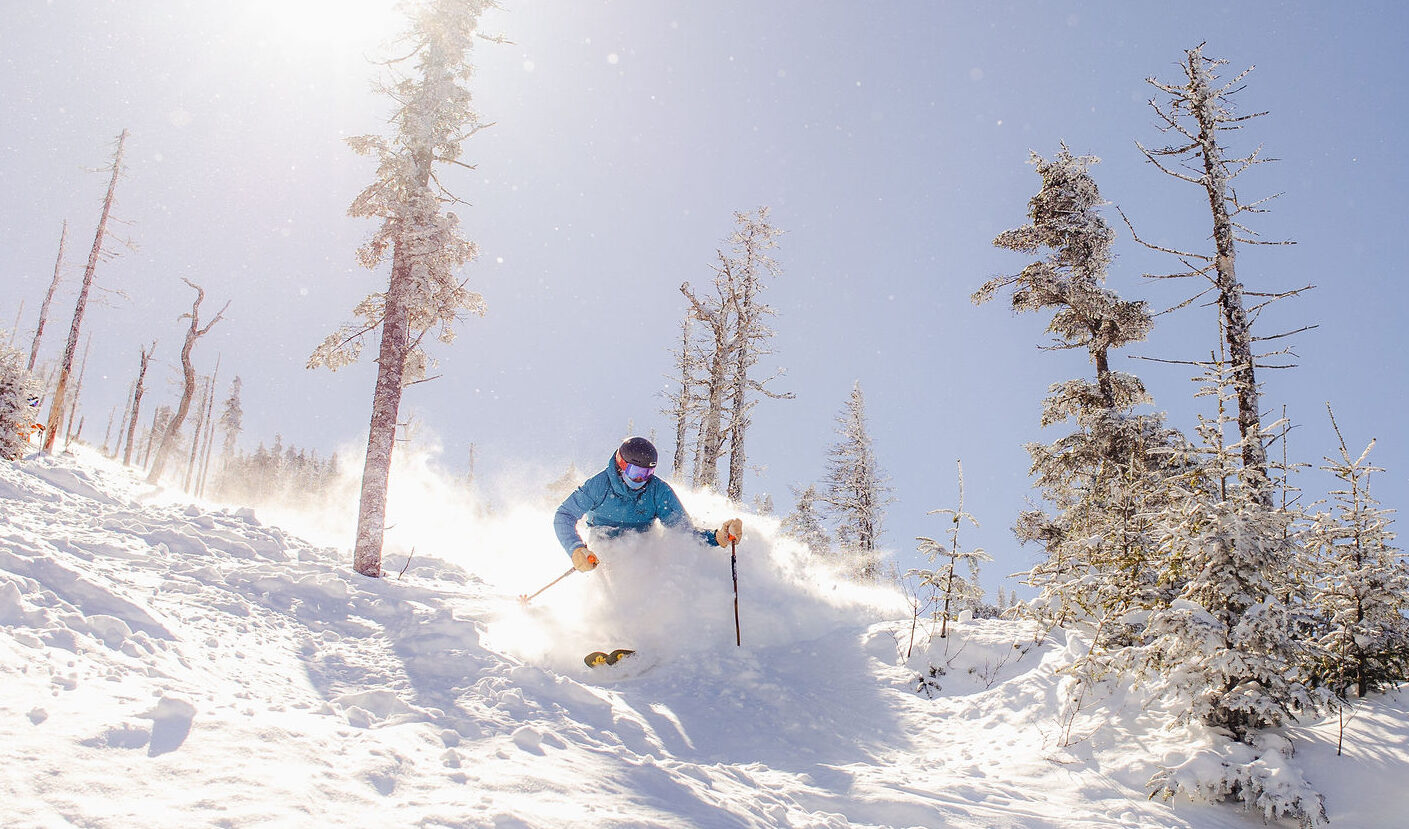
[571,547,598,572]
[715,518,743,547]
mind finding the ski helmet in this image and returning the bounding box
[617,437,658,469]
[615,437,658,488]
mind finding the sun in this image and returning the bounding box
[226,0,407,67]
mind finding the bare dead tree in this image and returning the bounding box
[677,209,790,499]
[197,357,221,497]
[1132,45,1302,507]
[44,130,128,453]
[27,220,67,372]
[147,280,229,484]
[721,208,789,501]
[122,342,155,466]
[107,389,128,457]
[64,333,92,448]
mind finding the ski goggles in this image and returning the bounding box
[616,455,655,483]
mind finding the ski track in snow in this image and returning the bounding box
[0,448,1400,828]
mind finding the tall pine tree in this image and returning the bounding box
[974,147,1184,636]
[308,0,497,577]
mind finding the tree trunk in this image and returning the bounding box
[353,252,414,578]
[670,315,693,474]
[111,385,132,458]
[123,343,154,467]
[44,131,126,452]
[695,348,729,489]
[101,405,116,455]
[725,327,752,500]
[680,280,731,491]
[143,408,164,469]
[1186,51,1271,507]
[64,334,92,448]
[28,221,67,372]
[184,375,210,491]
[725,239,760,502]
[197,359,220,497]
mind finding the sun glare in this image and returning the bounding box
[231,0,405,66]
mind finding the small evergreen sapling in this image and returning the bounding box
[1306,405,1409,701]
[911,460,991,640]
[0,340,41,460]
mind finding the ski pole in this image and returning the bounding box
[519,553,597,605]
[730,537,741,647]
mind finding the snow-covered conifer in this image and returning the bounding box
[307,0,498,577]
[822,381,891,580]
[975,148,1185,636]
[219,376,243,461]
[1129,361,1322,823]
[1305,406,1409,699]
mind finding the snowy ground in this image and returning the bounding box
[2,447,1405,828]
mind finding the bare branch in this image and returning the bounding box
[1136,140,1204,184]
[1151,285,1217,318]
[1128,354,1216,367]
[1252,324,1319,343]
[1117,206,1213,263]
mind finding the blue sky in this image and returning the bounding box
[3,1,1405,593]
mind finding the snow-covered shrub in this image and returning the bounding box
[0,341,41,460]
[1149,732,1327,827]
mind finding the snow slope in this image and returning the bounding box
[2,448,1404,828]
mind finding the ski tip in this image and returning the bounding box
[584,649,636,668]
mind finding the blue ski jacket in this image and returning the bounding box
[553,453,719,555]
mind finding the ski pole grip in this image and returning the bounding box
[587,553,599,566]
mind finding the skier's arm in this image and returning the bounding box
[554,477,607,555]
[655,484,721,547]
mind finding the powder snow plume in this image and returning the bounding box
[217,437,906,671]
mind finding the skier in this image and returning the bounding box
[554,436,743,572]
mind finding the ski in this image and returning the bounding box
[584,649,636,668]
